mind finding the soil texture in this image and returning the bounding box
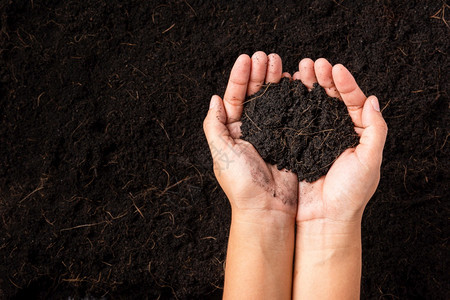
[241,78,359,182]
[0,0,449,299]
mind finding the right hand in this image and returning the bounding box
[292,58,388,225]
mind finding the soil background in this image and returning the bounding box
[0,0,448,299]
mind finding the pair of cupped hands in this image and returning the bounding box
[203,52,387,226]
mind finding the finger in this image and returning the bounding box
[247,51,268,96]
[223,54,252,123]
[293,71,301,80]
[314,58,340,98]
[332,64,366,128]
[203,95,234,152]
[354,96,388,169]
[298,58,317,90]
[282,72,291,79]
[265,53,282,83]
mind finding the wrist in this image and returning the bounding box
[293,219,363,299]
[230,192,297,228]
[228,192,297,221]
[225,209,295,300]
[230,209,295,252]
[232,207,295,226]
[295,218,362,251]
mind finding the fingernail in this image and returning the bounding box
[370,96,380,112]
[209,95,218,109]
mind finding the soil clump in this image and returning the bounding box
[241,78,359,182]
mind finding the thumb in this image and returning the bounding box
[354,96,388,169]
[203,95,233,153]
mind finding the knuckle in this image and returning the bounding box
[224,96,242,107]
[230,77,248,86]
[346,104,363,112]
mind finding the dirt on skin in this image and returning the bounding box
[0,0,449,299]
[241,78,359,182]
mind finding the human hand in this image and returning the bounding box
[204,52,298,300]
[291,59,387,300]
[293,58,388,225]
[203,52,298,220]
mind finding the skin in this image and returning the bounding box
[203,52,387,299]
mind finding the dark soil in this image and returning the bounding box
[0,0,448,299]
[241,78,359,182]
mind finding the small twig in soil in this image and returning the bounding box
[244,111,261,131]
[156,119,170,140]
[8,277,22,289]
[403,165,413,195]
[188,162,204,186]
[105,210,128,220]
[42,210,55,226]
[397,47,407,56]
[60,221,107,232]
[296,128,335,136]
[243,83,272,104]
[279,125,333,136]
[71,119,88,138]
[319,131,333,148]
[120,42,137,46]
[162,23,175,34]
[131,199,145,220]
[62,275,88,283]
[159,176,193,196]
[183,0,197,16]
[148,262,179,300]
[440,133,449,150]
[36,91,45,106]
[160,211,175,225]
[130,64,148,77]
[162,168,171,188]
[133,186,158,199]
[181,73,199,86]
[19,185,44,203]
[173,233,186,238]
[210,282,223,290]
[431,3,449,28]
[332,0,348,9]
[381,98,392,113]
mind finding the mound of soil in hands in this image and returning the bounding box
[241,78,358,182]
